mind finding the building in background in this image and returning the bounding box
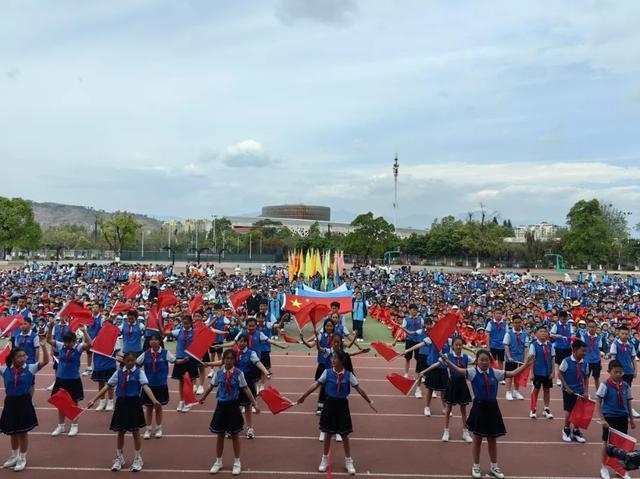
[504,222,562,243]
[261,204,330,221]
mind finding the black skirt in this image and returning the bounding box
[0,395,38,435]
[110,397,146,432]
[319,397,352,435]
[425,368,449,392]
[238,380,257,407]
[171,358,199,380]
[210,399,244,434]
[260,351,271,369]
[91,368,116,384]
[466,399,506,437]
[444,376,472,406]
[52,378,84,403]
[141,385,169,406]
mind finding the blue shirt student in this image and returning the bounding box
[403,315,424,342]
[528,340,555,377]
[11,330,40,364]
[559,355,588,395]
[107,367,149,398]
[211,367,247,402]
[120,321,145,353]
[318,368,358,399]
[597,380,632,417]
[581,332,602,364]
[466,367,505,401]
[54,341,83,380]
[486,319,507,350]
[504,330,528,363]
[136,348,176,387]
[1,364,40,396]
[610,339,636,376]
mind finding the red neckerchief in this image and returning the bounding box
[65,347,72,362]
[607,378,625,408]
[149,348,160,373]
[588,334,596,352]
[541,342,549,372]
[248,332,253,350]
[620,341,627,355]
[122,369,130,394]
[223,367,236,396]
[456,355,463,367]
[335,369,344,396]
[13,366,23,388]
[496,320,502,332]
[573,356,582,383]
[515,331,521,346]
[128,323,133,336]
[182,328,190,350]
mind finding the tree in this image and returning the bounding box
[97,212,141,256]
[0,197,42,255]
[344,212,397,259]
[426,216,465,258]
[42,225,93,259]
[562,199,612,266]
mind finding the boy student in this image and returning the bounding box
[550,311,573,387]
[528,325,555,419]
[558,340,588,443]
[394,303,424,378]
[485,307,507,370]
[581,319,604,398]
[503,315,528,400]
[596,360,635,479]
[608,325,640,418]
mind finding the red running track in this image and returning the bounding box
[0,352,629,478]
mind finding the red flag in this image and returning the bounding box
[606,428,637,476]
[90,321,120,358]
[48,388,83,421]
[513,365,531,388]
[0,344,10,364]
[230,288,251,311]
[568,396,595,429]
[189,293,204,316]
[69,314,94,333]
[122,282,142,300]
[311,304,331,325]
[490,357,499,369]
[428,312,459,351]
[157,289,178,311]
[371,342,400,362]
[259,386,294,414]
[182,372,198,406]
[110,300,135,316]
[284,294,352,314]
[185,327,216,361]
[0,314,24,337]
[60,301,93,332]
[292,301,316,329]
[280,332,300,344]
[147,306,161,332]
[163,320,175,337]
[386,373,416,395]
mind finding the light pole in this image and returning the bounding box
[213,215,217,252]
[393,154,399,230]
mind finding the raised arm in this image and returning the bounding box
[37,342,50,369]
[439,353,466,376]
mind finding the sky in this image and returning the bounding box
[1,0,640,230]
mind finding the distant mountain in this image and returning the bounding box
[30,201,163,231]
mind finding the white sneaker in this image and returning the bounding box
[318,455,328,472]
[556,379,562,387]
[111,454,125,471]
[13,455,26,472]
[632,408,640,418]
[246,427,255,439]
[462,429,473,443]
[240,406,245,414]
[2,453,19,469]
[319,432,325,442]
[472,464,482,479]
[433,391,438,398]
[176,401,184,412]
[505,391,513,401]
[208,370,214,378]
[600,466,610,479]
[490,465,505,479]
[143,427,152,440]
[82,368,92,376]
[130,455,143,472]
[232,460,241,476]
[423,406,431,417]
[499,380,506,385]
[256,384,264,394]
[572,430,586,443]
[513,390,525,400]
[68,423,79,437]
[544,408,554,419]
[96,399,107,411]
[403,373,409,378]
[210,459,223,474]
[562,430,572,442]
[441,429,449,442]
[105,399,114,411]
[196,385,204,395]
[51,424,65,437]
[345,457,356,475]
[336,434,343,442]
[182,403,193,412]
[154,426,163,438]
[251,406,257,413]
[529,410,537,419]
[414,387,423,398]
[46,382,54,391]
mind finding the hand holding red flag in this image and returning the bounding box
[230,288,251,311]
[280,332,300,344]
[48,388,83,421]
[189,293,204,316]
[91,321,120,358]
[386,373,419,396]
[122,282,142,300]
[568,395,595,429]
[428,312,460,351]
[182,372,199,407]
[0,344,10,364]
[110,300,135,316]
[0,314,24,338]
[146,306,161,332]
[370,342,400,362]
[157,289,178,311]
[259,386,293,414]
[185,327,216,362]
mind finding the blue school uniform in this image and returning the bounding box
[551,322,572,350]
[141,349,171,387]
[487,319,507,350]
[121,321,144,353]
[173,327,194,359]
[610,339,636,376]
[209,367,248,434]
[529,341,554,377]
[111,367,147,398]
[581,332,602,364]
[11,331,39,364]
[322,369,357,399]
[446,353,469,378]
[55,342,83,380]
[107,367,149,432]
[53,323,71,342]
[559,356,588,395]
[210,315,228,344]
[505,330,527,363]
[213,367,246,402]
[2,364,39,396]
[0,364,40,434]
[598,380,632,417]
[87,315,103,339]
[257,324,272,353]
[404,315,424,342]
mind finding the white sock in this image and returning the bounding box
[473,463,480,468]
[135,450,142,459]
[11,449,19,457]
[234,458,240,464]
[116,449,123,456]
[19,452,26,460]
[215,457,222,463]
[491,463,498,469]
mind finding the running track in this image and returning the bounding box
[0,352,629,478]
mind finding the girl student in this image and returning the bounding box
[87,351,162,472]
[207,332,271,439]
[297,349,377,476]
[120,310,145,358]
[91,323,119,412]
[300,318,337,416]
[440,349,534,479]
[45,315,72,391]
[0,344,49,472]
[171,315,201,412]
[192,310,209,396]
[135,333,176,439]
[46,323,92,437]
[200,349,261,476]
[503,314,529,401]
[418,336,472,443]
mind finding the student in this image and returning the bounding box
[351,291,368,342]
[297,349,377,476]
[207,304,229,365]
[45,317,72,391]
[485,308,507,370]
[0,345,49,471]
[550,311,573,386]
[120,311,145,357]
[581,319,604,398]
[200,349,261,476]
[171,315,199,412]
[192,310,210,396]
[300,318,335,416]
[91,329,119,412]
[558,340,588,443]
[136,333,176,439]
[419,337,472,443]
[83,302,103,376]
[393,303,424,378]
[11,317,40,366]
[596,360,635,479]
[441,349,533,479]
[503,315,529,400]
[87,351,161,472]
[528,325,555,419]
[609,325,639,418]
[46,324,92,437]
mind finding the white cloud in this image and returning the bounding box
[220,139,273,168]
[275,0,357,26]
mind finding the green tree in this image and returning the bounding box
[562,199,612,266]
[42,225,92,259]
[97,211,141,256]
[0,197,42,255]
[344,212,397,259]
[426,216,465,258]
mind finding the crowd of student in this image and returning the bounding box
[0,262,639,478]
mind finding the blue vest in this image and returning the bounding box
[352,300,366,321]
[87,316,102,339]
[246,330,264,354]
[174,328,194,358]
[257,324,272,352]
[12,332,38,364]
[115,368,143,398]
[562,357,587,394]
[3,366,35,396]
[447,353,469,378]
[614,341,635,375]
[532,341,553,377]
[93,349,117,372]
[601,380,631,417]
[488,320,507,349]
[405,316,424,342]
[269,299,281,320]
[582,333,602,364]
[143,349,169,387]
[53,323,71,343]
[324,369,353,399]
[507,330,526,362]
[212,316,227,344]
[235,348,255,376]
[215,368,242,402]
[317,333,332,365]
[56,346,82,379]
[469,367,499,400]
[122,322,144,353]
[554,322,572,349]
